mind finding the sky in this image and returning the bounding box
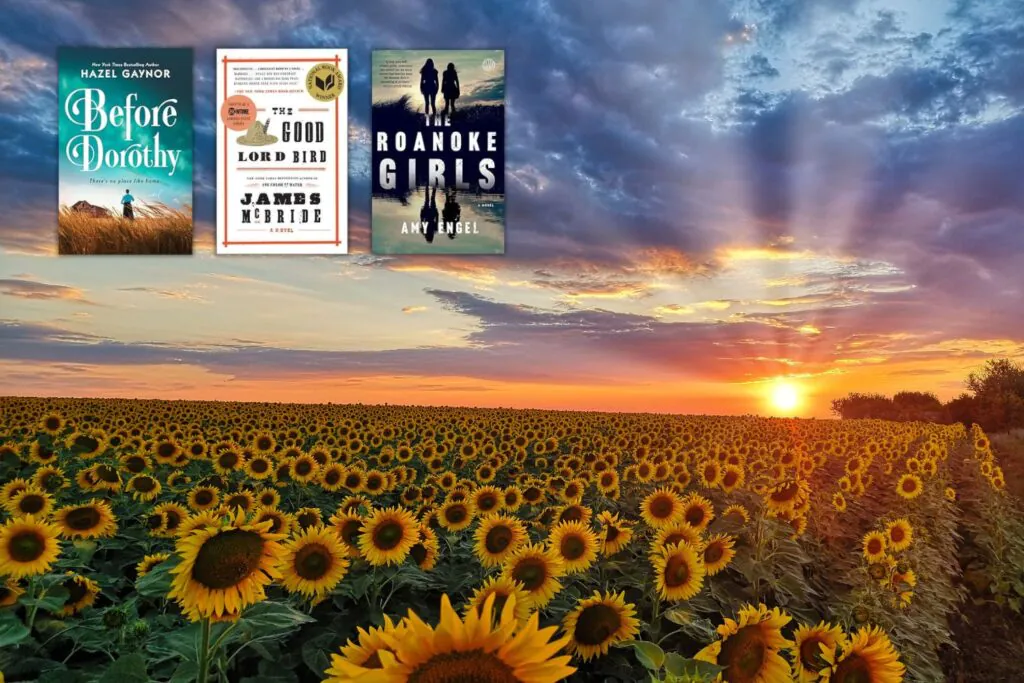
[0,0,1022,417]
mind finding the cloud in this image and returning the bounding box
[0,278,95,304]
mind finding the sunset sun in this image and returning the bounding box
[768,380,802,415]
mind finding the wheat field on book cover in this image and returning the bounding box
[2,1,1024,682]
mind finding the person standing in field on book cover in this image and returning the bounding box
[420,58,439,123]
[122,189,135,220]
[442,63,460,121]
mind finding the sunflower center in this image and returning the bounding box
[73,435,100,453]
[18,494,46,514]
[867,539,883,555]
[296,461,312,476]
[257,437,272,451]
[605,526,620,543]
[799,636,827,671]
[372,521,404,550]
[125,456,146,473]
[684,507,705,527]
[195,490,214,505]
[574,603,622,646]
[294,543,332,580]
[411,543,429,565]
[512,557,548,591]
[97,466,119,483]
[445,506,467,524]
[477,592,510,620]
[325,471,341,485]
[771,482,799,502]
[891,527,905,543]
[133,477,156,493]
[9,530,46,563]
[718,626,767,683]
[560,507,583,523]
[485,526,514,554]
[704,543,724,564]
[157,443,176,458]
[663,554,691,588]
[45,417,61,430]
[407,649,518,683]
[560,534,586,560]
[902,479,916,492]
[341,520,363,545]
[249,458,267,473]
[147,514,165,530]
[831,653,871,683]
[649,497,675,519]
[477,495,498,512]
[219,453,239,469]
[191,529,265,590]
[64,577,89,604]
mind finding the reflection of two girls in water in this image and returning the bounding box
[419,58,459,125]
[419,183,461,244]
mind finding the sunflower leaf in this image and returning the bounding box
[98,652,149,683]
[624,639,665,670]
[238,601,316,638]
[135,557,179,598]
[21,586,69,613]
[0,609,30,647]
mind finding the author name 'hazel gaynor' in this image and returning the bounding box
[375,126,498,191]
[63,88,183,175]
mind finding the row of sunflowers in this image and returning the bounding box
[0,396,1017,682]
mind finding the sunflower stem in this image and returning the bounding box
[26,576,46,632]
[197,618,212,683]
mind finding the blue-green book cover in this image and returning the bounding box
[58,48,193,255]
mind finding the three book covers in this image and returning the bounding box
[56,48,505,256]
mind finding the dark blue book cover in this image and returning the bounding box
[371,50,505,254]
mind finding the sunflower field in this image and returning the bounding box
[0,397,1021,683]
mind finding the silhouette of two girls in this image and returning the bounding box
[420,59,459,125]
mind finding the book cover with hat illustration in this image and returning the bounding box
[216,48,348,254]
[371,50,505,255]
[58,48,193,255]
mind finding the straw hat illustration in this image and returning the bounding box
[237,118,278,146]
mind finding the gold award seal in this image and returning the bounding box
[305,62,344,102]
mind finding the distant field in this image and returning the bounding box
[58,203,193,255]
[0,396,1021,682]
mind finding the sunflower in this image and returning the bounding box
[0,516,62,578]
[358,506,420,566]
[410,523,440,571]
[791,621,846,682]
[256,488,281,508]
[563,590,640,661]
[54,501,117,539]
[224,491,255,514]
[39,412,65,435]
[291,454,320,484]
[370,593,576,683]
[596,511,633,556]
[244,453,274,480]
[884,519,913,553]
[695,603,793,683]
[723,504,750,525]
[177,509,229,537]
[126,474,161,502]
[329,510,365,557]
[500,543,565,609]
[652,541,705,602]
[32,465,68,492]
[6,486,53,518]
[465,575,533,626]
[680,492,715,532]
[280,525,350,599]
[474,515,528,568]
[438,500,475,532]
[54,572,101,617]
[833,492,847,512]
[320,463,346,492]
[862,531,887,564]
[295,507,323,531]
[0,577,24,608]
[136,552,171,577]
[765,479,809,517]
[323,615,405,679]
[640,487,684,529]
[1,478,29,506]
[821,626,905,683]
[701,533,736,576]
[168,510,286,622]
[653,523,703,554]
[895,473,922,500]
[188,486,220,512]
[251,506,294,536]
[547,520,599,574]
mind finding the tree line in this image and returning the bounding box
[831,359,1024,432]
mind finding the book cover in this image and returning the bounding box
[58,48,193,255]
[371,50,505,254]
[216,49,348,254]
